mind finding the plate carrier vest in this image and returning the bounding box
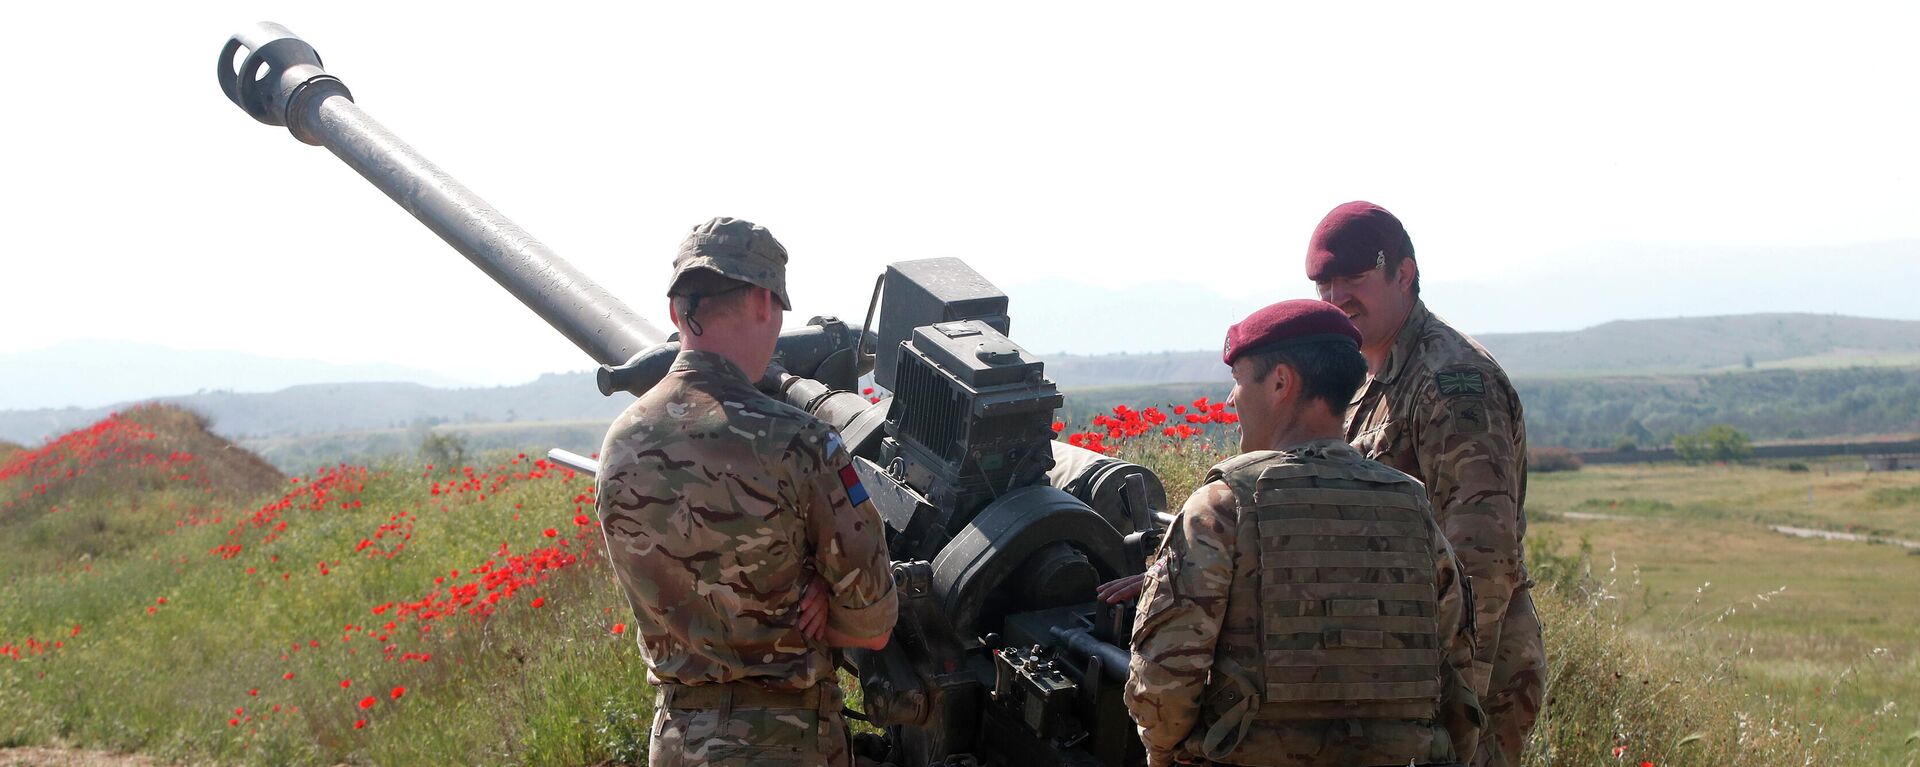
[1208,447,1446,725]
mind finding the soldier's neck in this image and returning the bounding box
[681,330,772,380]
[1362,300,1417,376]
[1266,404,1346,451]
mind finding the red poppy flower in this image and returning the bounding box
[1050,422,1064,433]
[611,623,626,635]
[353,719,366,730]
[390,686,406,700]
[340,678,352,689]
[284,672,295,680]
[531,597,547,608]
[574,514,590,526]
[543,528,558,538]
[358,696,376,710]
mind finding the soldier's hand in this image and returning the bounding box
[1096,573,1146,604]
[797,573,830,640]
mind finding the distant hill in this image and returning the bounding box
[4,313,1917,470]
[0,339,474,411]
[1040,313,1920,387]
[1481,313,1920,376]
[0,372,626,445]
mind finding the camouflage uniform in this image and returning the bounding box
[598,348,898,767]
[1345,301,1545,767]
[1126,439,1481,767]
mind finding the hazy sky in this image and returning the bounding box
[4,2,1917,387]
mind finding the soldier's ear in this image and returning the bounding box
[1393,258,1418,294]
[751,287,777,324]
[1268,363,1291,397]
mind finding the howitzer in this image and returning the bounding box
[220,23,1171,767]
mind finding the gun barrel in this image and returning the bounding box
[219,22,668,366]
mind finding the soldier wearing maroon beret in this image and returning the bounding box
[1124,299,1483,767]
[1308,201,1544,767]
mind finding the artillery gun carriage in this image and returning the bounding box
[219,23,1171,766]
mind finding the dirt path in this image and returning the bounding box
[1769,524,1920,550]
[0,747,157,767]
[1557,510,1920,551]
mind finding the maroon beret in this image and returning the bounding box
[1305,201,1413,281]
[1223,300,1362,365]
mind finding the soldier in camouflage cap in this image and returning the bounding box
[1126,300,1482,767]
[1307,202,1545,767]
[597,217,898,766]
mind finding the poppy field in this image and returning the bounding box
[0,405,650,764]
[2,403,1914,765]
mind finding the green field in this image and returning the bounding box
[3,407,1918,765]
[1525,461,1920,765]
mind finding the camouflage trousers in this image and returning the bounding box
[648,682,849,767]
[1470,585,1545,767]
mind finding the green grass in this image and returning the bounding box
[1530,460,1920,541]
[1531,463,1920,765]
[1116,439,1912,765]
[0,410,651,764]
[5,408,1917,765]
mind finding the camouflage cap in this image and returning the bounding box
[669,217,792,310]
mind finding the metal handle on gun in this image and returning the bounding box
[546,448,601,477]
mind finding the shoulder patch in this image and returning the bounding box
[1447,398,1489,434]
[1435,369,1486,397]
[836,462,871,507]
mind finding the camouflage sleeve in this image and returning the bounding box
[1125,481,1237,767]
[1423,504,1474,670]
[1432,513,1485,760]
[793,426,897,639]
[1414,366,1523,691]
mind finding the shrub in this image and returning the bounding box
[417,430,468,467]
[1672,424,1752,464]
[1530,446,1583,473]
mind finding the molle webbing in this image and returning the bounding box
[1229,455,1444,720]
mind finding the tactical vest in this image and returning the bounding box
[1206,448,1446,728]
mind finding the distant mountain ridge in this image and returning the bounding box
[1041,313,1920,387]
[0,373,624,445]
[1473,313,1920,376]
[3,313,1916,459]
[0,339,473,411]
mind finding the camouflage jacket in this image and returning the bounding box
[1345,300,1528,693]
[596,349,897,691]
[1125,439,1478,767]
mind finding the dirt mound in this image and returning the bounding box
[1,403,284,516]
[120,404,285,502]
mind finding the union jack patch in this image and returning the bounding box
[1435,369,1485,396]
